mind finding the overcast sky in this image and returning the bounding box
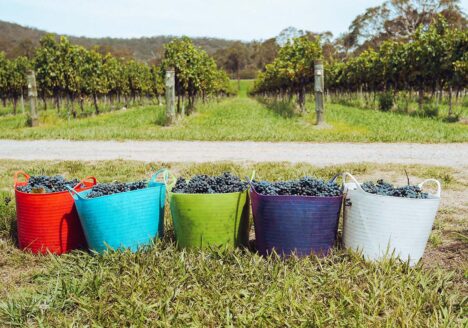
[1,0,467,41]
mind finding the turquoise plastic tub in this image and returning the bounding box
[68,170,167,253]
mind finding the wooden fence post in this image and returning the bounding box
[165,69,175,125]
[27,70,39,127]
[314,60,325,125]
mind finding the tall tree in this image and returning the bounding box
[341,0,467,52]
[217,42,249,89]
[252,38,279,70]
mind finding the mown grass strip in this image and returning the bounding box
[0,83,466,142]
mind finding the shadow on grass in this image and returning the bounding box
[255,97,299,118]
[0,216,18,247]
[8,218,18,246]
[0,192,18,246]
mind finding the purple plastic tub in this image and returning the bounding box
[251,188,342,257]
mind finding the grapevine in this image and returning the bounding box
[251,21,467,118]
[0,35,232,117]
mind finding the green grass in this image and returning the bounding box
[329,93,468,118]
[0,160,466,326]
[230,79,254,97]
[0,81,466,142]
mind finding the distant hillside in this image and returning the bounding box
[0,20,244,61]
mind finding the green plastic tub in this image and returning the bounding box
[169,190,250,250]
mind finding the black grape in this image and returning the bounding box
[16,175,80,194]
[172,172,248,194]
[252,177,342,197]
[86,180,147,198]
[361,179,429,199]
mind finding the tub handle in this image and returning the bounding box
[149,169,167,185]
[150,169,177,191]
[342,172,363,192]
[328,173,341,184]
[246,171,257,193]
[73,176,97,190]
[14,170,30,186]
[66,186,86,200]
[418,179,441,197]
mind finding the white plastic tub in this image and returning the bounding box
[342,172,441,266]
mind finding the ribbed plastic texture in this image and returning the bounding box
[71,182,166,253]
[251,189,342,257]
[342,173,441,266]
[170,191,250,249]
[15,172,96,254]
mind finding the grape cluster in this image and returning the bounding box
[172,172,248,194]
[16,175,79,194]
[361,179,428,199]
[252,177,342,197]
[86,181,147,199]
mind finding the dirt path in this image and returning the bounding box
[1,140,467,167]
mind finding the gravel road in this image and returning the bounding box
[1,140,467,168]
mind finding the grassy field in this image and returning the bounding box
[328,92,468,118]
[0,81,466,142]
[0,160,466,326]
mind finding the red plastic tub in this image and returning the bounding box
[14,171,97,254]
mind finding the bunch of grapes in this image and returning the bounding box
[86,181,147,199]
[361,179,428,199]
[252,177,342,197]
[172,172,248,194]
[16,175,80,194]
